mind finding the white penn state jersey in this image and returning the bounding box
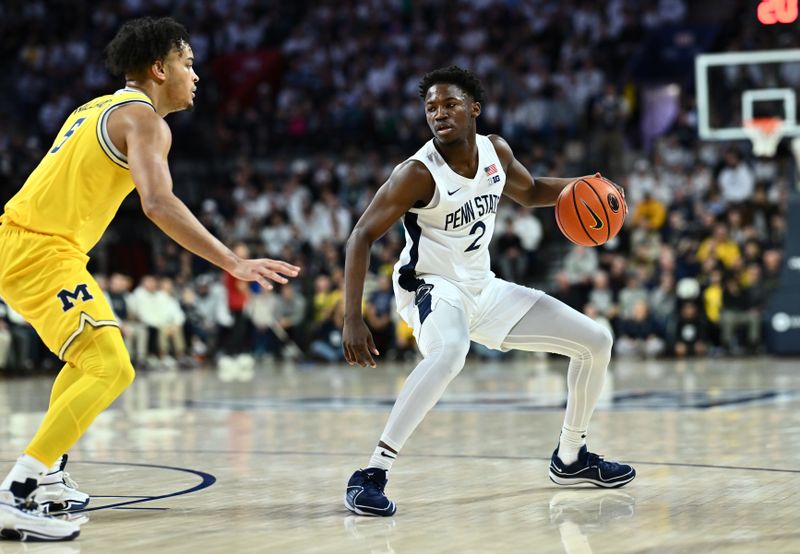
[393,134,506,299]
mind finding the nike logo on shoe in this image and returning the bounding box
[447,188,462,195]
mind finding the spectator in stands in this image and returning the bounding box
[494,218,527,284]
[512,206,543,278]
[191,274,233,357]
[762,249,783,293]
[718,150,755,205]
[697,222,741,270]
[312,274,341,325]
[563,245,598,306]
[310,299,345,363]
[649,273,677,336]
[588,270,618,323]
[626,158,659,208]
[631,192,667,231]
[221,242,252,356]
[260,210,294,258]
[671,301,708,358]
[365,274,395,357]
[618,273,649,320]
[273,284,307,359]
[245,286,278,360]
[720,272,762,355]
[607,254,629,297]
[702,268,724,348]
[158,277,187,366]
[129,276,162,365]
[615,300,665,358]
[107,273,147,364]
[551,271,583,311]
[590,83,629,180]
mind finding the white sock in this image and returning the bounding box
[367,446,397,472]
[558,425,587,465]
[1,455,49,500]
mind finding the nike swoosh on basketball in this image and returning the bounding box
[581,200,603,230]
[447,187,462,195]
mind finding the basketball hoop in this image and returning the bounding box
[744,117,784,157]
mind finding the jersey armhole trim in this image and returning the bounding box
[408,160,439,212]
[96,99,155,170]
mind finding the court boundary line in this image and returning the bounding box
[22,460,218,513]
[185,388,800,412]
[53,449,800,475]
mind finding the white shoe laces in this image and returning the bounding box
[61,472,79,490]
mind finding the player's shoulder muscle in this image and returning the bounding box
[382,159,435,208]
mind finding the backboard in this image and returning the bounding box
[695,48,800,152]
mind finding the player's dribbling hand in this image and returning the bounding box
[593,171,626,200]
[230,258,301,290]
[343,318,380,368]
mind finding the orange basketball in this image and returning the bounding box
[555,176,627,247]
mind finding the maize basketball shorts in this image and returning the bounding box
[393,274,544,350]
[0,223,119,363]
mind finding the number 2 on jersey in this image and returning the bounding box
[50,117,87,154]
[465,221,486,252]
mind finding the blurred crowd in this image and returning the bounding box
[0,0,796,371]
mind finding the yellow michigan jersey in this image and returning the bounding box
[3,88,153,252]
[0,88,154,362]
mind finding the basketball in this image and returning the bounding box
[555,176,627,247]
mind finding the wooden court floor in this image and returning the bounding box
[0,354,799,553]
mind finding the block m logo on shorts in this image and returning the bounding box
[57,283,94,312]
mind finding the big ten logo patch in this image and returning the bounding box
[57,283,94,312]
[484,164,501,185]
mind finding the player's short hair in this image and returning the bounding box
[104,17,190,78]
[418,66,485,104]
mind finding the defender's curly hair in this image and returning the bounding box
[418,66,485,103]
[104,17,190,78]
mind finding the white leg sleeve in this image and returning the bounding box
[500,295,613,433]
[380,301,471,451]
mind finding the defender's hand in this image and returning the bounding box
[343,317,380,368]
[230,258,300,290]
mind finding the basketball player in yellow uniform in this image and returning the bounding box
[0,17,299,541]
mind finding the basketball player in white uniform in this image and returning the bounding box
[342,66,635,516]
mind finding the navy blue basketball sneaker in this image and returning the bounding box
[549,445,636,488]
[344,468,397,516]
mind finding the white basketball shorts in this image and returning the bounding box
[393,274,544,350]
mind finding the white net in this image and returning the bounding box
[743,118,783,157]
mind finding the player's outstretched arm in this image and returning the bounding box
[343,160,434,368]
[489,134,577,208]
[488,134,619,208]
[119,104,299,289]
